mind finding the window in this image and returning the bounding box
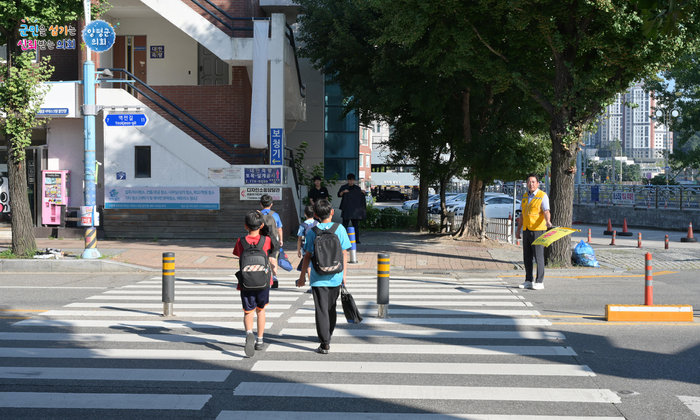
[324,74,358,179]
[365,154,371,168]
[135,146,151,178]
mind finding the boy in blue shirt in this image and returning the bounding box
[296,205,318,292]
[296,199,351,354]
[260,194,283,288]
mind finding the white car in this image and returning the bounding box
[455,195,521,219]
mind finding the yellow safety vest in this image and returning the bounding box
[521,189,547,231]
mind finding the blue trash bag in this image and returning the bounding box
[572,240,600,268]
[277,248,294,272]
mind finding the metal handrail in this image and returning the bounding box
[285,146,301,190]
[285,23,307,98]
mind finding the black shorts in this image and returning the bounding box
[240,288,270,313]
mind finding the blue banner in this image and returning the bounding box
[270,128,283,165]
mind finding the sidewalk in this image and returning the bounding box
[0,227,698,272]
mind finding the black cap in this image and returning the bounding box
[347,173,356,180]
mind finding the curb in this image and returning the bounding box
[0,259,157,273]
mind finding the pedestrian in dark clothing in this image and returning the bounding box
[308,175,329,205]
[338,173,366,243]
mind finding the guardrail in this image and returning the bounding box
[427,214,513,243]
[574,184,700,210]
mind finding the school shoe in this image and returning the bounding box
[532,282,544,290]
[254,341,264,351]
[271,277,279,289]
[245,332,256,357]
[518,281,533,289]
[316,345,329,354]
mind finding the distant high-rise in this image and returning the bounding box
[592,83,671,160]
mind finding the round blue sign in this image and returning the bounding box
[82,20,116,53]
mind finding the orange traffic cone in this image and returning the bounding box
[681,222,698,243]
[604,219,614,236]
[618,218,633,236]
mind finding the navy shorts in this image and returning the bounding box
[240,288,270,313]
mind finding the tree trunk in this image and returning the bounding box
[547,115,580,267]
[7,138,36,257]
[438,178,448,232]
[454,175,484,238]
[416,170,430,232]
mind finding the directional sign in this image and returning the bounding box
[270,128,283,165]
[105,114,148,127]
[82,20,116,53]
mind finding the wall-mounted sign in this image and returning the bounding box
[38,108,68,116]
[116,172,126,180]
[244,168,281,184]
[82,20,115,53]
[270,128,283,165]
[105,114,148,127]
[105,187,220,210]
[150,45,164,59]
[240,187,282,201]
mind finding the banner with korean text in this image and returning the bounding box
[105,187,220,209]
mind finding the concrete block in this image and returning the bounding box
[606,304,694,322]
[2,259,47,272]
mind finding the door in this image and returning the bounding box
[114,35,147,95]
[198,44,228,85]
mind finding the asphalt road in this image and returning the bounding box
[0,271,698,419]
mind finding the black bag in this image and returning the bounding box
[260,210,281,251]
[237,236,271,291]
[341,284,363,324]
[311,223,343,275]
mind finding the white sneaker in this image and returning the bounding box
[518,281,533,289]
[532,282,544,290]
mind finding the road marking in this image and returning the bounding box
[0,348,246,360]
[0,316,29,320]
[0,392,211,409]
[40,310,284,317]
[0,367,231,382]
[302,300,527,307]
[678,396,700,416]
[287,317,550,326]
[295,307,541,316]
[552,322,700,326]
[0,332,243,343]
[343,294,519,300]
[12,319,248,329]
[501,271,677,279]
[232,383,621,403]
[85,295,300,301]
[279,328,565,340]
[252,361,593,376]
[0,309,47,312]
[64,302,297,308]
[217,413,625,420]
[265,342,576,356]
[0,286,108,289]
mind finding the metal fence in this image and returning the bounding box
[574,184,700,210]
[427,214,513,243]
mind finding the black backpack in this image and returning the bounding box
[311,223,344,275]
[260,210,281,251]
[238,236,271,291]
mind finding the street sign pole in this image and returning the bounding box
[82,1,100,259]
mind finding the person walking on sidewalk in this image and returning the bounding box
[260,194,283,288]
[337,173,366,243]
[296,199,351,354]
[232,210,276,357]
[515,173,552,290]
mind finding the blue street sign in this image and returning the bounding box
[38,108,68,115]
[105,114,148,127]
[270,128,283,165]
[82,20,116,53]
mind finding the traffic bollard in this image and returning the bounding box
[348,227,358,264]
[645,253,653,306]
[610,230,616,246]
[665,235,669,250]
[377,253,390,318]
[587,228,592,243]
[638,232,642,249]
[162,252,175,316]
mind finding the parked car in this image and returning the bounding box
[377,189,408,202]
[455,195,521,219]
[403,194,441,211]
[428,193,466,214]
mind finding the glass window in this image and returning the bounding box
[325,106,358,132]
[135,146,151,178]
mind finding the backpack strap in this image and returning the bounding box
[311,226,323,236]
[241,236,252,250]
[328,223,340,234]
[242,236,265,251]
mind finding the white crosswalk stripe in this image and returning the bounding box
[0,275,621,418]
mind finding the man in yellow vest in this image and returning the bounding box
[515,173,552,290]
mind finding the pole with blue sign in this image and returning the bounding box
[81,2,116,259]
[270,128,283,165]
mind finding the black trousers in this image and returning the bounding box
[343,219,361,241]
[312,285,341,348]
[523,229,545,283]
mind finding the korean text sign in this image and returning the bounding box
[105,187,220,210]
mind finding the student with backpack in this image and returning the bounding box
[296,199,351,354]
[259,194,283,288]
[296,205,318,292]
[232,210,276,357]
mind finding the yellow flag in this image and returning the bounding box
[531,227,580,247]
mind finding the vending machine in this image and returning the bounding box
[41,170,70,225]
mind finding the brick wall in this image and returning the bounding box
[103,187,299,239]
[181,0,265,37]
[135,67,262,164]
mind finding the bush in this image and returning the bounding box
[361,207,417,230]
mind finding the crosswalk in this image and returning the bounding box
[0,274,630,418]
